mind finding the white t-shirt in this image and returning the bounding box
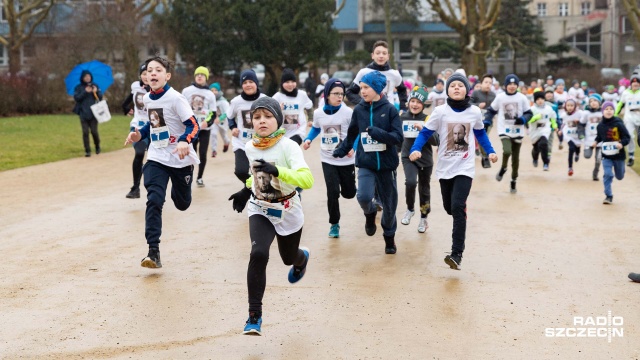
[427,90,447,108]
[272,91,313,140]
[561,109,583,145]
[182,85,217,130]
[553,91,568,105]
[580,110,603,144]
[215,96,230,126]
[353,67,403,106]
[568,87,585,102]
[426,104,484,180]
[602,92,619,108]
[489,92,531,139]
[245,138,309,235]
[529,104,556,143]
[311,105,355,166]
[227,93,267,152]
[619,89,640,126]
[143,87,200,168]
[130,81,149,130]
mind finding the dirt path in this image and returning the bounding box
[1,135,639,359]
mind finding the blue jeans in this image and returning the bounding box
[356,168,398,237]
[602,158,625,197]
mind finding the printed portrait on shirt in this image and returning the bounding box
[241,110,253,129]
[503,103,518,121]
[588,115,601,124]
[190,94,205,112]
[134,92,146,111]
[148,109,166,128]
[434,98,445,106]
[282,103,300,125]
[446,123,470,153]
[252,161,284,201]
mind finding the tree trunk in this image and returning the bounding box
[8,45,21,76]
[383,0,395,68]
[512,49,517,74]
[123,38,140,88]
[429,59,434,76]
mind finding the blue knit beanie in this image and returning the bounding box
[588,93,602,104]
[504,74,519,87]
[209,82,221,91]
[240,69,259,87]
[360,71,387,95]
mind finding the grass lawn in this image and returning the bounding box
[0,114,131,171]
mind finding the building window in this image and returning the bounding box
[559,3,569,16]
[343,40,356,54]
[1,0,6,23]
[564,23,601,61]
[581,1,591,15]
[537,3,546,17]
[0,45,7,66]
[398,39,413,61]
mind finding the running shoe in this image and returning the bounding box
[196,178,205,187]
[543,164,549,171]
[510,180,517,194]
[328,224,340,238]
[444,252,462,270]
[603,196,613,204]
[364,212,377,236]
[126,186,140,199]
[223,144,230,153]
[243,313,262,335]
[628,273,640,283]
[384,235,396,255]
[496,168,507,181]
[417,218,428,233]
[211,150,217,158]
[533,159,538,168]
[401,210,415,225]
[141,248,161,269]
[568,168,574,176]
[288,247,309,284]
[628,158,634,167]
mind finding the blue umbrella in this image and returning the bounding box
[64,60,114,96]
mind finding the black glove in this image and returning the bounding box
[228,187,252,213]
[253,159,279,177]
[515,116,525,125]
[483,121,491,131]
[333,147,348,158]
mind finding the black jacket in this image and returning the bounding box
[73,70,103,120]
[334,96,403,171]
[400,111,439,168]
[594,116,631,160]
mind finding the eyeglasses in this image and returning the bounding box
[330,92,345,97]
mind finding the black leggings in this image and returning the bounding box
[247,215,306,313]
[80,118,100,152]
[132,140,149,188]
[439,175,472,255]
[234,149,251,183]
[532,136,549,165]
[568,141,581,168]
[321,162,357,225]
[401,158,432,217]
[192,129,210,180]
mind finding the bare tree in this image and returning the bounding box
[425,0,501,75]
[621,0,640,44]
[0,0,56,75]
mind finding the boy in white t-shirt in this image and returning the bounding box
[208,82,231,157]
[409,71,498,270]
[529,91,558,171]
[303,78,356,238]
[227,96,314,336]
[272,68,313,145]
[124,56,200,269]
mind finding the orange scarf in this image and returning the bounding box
[252,128,286,149]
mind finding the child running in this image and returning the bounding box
[124,56,200,269]
[400,85,438,233]
[182,66,216,187]
[121,62,150,199]
[227,96,313,336]
[529,91,558,171]
[272,68,313,145]
[228,69,266,183]
[428,78,447,108]
[333,71,403,254]
[561,99,583,176]
[581,94,604,180]
[409,71,498,270]
[484,74,533,194]
[303,78,356,238]
[209,82,231,157]
[615,74,640,166]
[593,101,631,204]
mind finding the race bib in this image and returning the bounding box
[249,199,286,224]
[361,132,386,152]
[241,129,255,142]
[151,126,170,148]
[195,113,207,126]
[566,128,577,135]
[321,133,340,151]
[505,124,524,137]
[403,121,421,138]
[601,141,620,155]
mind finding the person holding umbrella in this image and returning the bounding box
[73,70,103,157]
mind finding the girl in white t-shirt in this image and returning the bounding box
[303,78,356,238]
[122,62,150,199]
[227,96,314,336]
[272,68,313,145]
[409,71,498,271]
[560,99,583,176]
[124,56,200,270]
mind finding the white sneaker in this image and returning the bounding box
[196,178,204,187]
[401,210,415,225]
[417,218,428,233]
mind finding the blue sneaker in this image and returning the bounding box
[328,224,340,238]
[243,313,262,335]
[288,247,309,283]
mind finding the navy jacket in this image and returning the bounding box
[334,96,403,171]
[594,116,631,161]
[73,70,103,121]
